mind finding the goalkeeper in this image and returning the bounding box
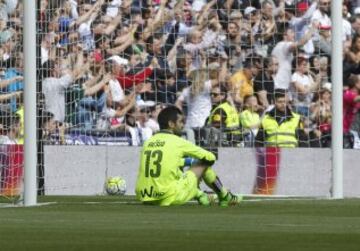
[135,106,242,206]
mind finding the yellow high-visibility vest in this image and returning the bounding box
[261,112,300,148]
[240,110,260,130]
[208,102,240,134]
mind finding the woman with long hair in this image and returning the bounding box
[175,68,212,129]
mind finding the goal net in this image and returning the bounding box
[1,0,359,202]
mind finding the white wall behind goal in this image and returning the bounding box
[44,146,360,197]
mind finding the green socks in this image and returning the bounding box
[203,167,228,199]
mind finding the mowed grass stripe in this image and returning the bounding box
[0,196,359,251]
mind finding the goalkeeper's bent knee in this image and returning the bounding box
[203,167,217,184]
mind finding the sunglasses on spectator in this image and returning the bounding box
[140,109,150,114]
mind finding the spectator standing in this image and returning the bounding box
[311,0,331,28]
[107,55,128,105]
[254,56,279,109]
[223,21,242,73]
[76,1,103,52]
[287,0,318,41]
[343,3,353,42]
[343,75,360,148]
[350,13,360,36]
[175,68,212,129]
[116,56,157,90]
[310,85,332,147]
[344,34,360,75]
[257,0,277,57]
[42,52,88,123]
[286,0,318,56]
[272,25,315,90]
[98,55,136,129]
[290,57,319,117]
[314,24,332,56]
[155,70,177,104]
[76,68,111,130]
[93,34,111,64]
[310,56,330,86]
[40,33,55,65]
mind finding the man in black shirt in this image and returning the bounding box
[253,56,279,109]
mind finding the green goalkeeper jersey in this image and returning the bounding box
[135,131,216,202]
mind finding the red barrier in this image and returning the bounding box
[0,145,24,197]
[253,147,281,195]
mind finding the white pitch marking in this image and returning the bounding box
[263,224,318,227]
[0,202,57,208]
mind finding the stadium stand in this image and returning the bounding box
[0,0,360,148]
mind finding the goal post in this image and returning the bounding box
[331,0,343,199]
[23,0,37,206]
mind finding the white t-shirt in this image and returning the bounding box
[78,20,95,51]
[145,118,160,133]
[0,135,17,144]
[106,0,121,17]
[290,72,314,107]
[109,79,124,102]
[41,47,49,65]
[69,0,79,19]
[343,19,352,41]
[5,0,17,15]
[137,122,153,142]
[104,79,125,118]
[128,123,153,146]
[42,74,73,122]
[311,9,331,27]
[271,41,294,90]
[178,80,212,128]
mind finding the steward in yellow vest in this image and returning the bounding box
[256,89,301,148]
[207,85,241,145]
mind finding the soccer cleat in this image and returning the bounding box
[218,192,243,207]
[196,193,216,206]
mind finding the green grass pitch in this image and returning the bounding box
[1,196,360,251]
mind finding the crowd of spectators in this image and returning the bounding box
[0,0,360,148]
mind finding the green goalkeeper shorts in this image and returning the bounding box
[150,170,198,206]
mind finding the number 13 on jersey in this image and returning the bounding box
[144,150,163,178]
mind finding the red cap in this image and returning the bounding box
[297,2,309,12]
